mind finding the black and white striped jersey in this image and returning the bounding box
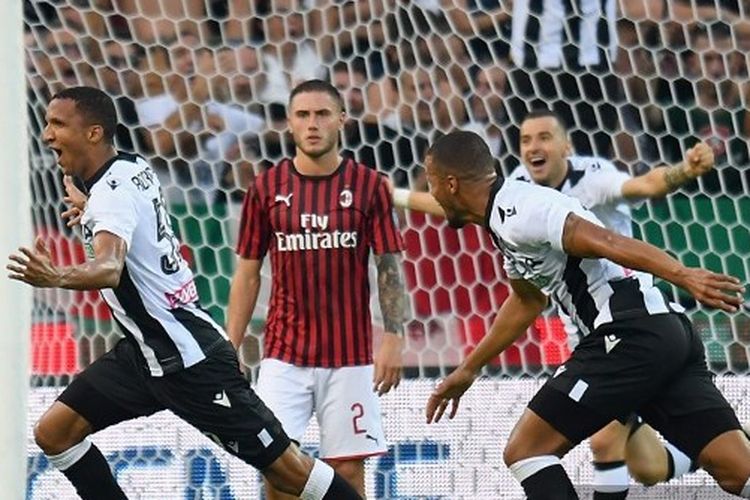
[81,153,228,376]
[508,156,641,238]
[485,178,677,337]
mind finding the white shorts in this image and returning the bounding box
[255,358,388,460]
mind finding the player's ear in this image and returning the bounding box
[564,136,573,157]
[447,175,459,194]
[88,124,105,144]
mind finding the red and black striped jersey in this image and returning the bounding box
[237,157,403,367]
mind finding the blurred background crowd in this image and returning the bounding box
[23,0,750,381]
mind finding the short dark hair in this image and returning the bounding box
[52,87,117,144]
[522,108,568,133]
[426,130,496,180]
[288,79,344,112]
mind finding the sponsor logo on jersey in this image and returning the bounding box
[276,213,358,251]
[107,177,121,190]
[165,280,199,308]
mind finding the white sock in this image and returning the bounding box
[593,462,629,493]
[46,439,92,471]
[665,442,693,480]
[509,455,561,484]
[300,459,335,500]
[742,476,750,498]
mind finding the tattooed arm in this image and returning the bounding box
[621,142,714,199]
[372,252,406,395]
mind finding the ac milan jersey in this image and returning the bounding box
[485,178,677,337]
[236,157,403,367]
[508,156,643,237]
[81,153,228,377]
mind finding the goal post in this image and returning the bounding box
[0,0,30,498]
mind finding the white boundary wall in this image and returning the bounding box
[26,377,749,499]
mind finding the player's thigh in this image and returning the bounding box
[315,364,387,460]
[256,358,315,443]
[639,372,742,462]
[54,339,162,434]
[639,315,742,462]
[156,343,292,470]
[503,406,576,466]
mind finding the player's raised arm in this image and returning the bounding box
[393,188,447,217]
[561,213,744,312]
[7,232,126,290]
[426,279,547,423]
[620,142,715,199]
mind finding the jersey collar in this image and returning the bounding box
[83,153,122,192]
[483,176,505,228]
[552,160,585,191]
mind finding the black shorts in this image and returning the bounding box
[58,339,291,470]
[528,313,740,459]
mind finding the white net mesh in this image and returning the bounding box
[23,0,750,498]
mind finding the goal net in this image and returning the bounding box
[23,0,749,498]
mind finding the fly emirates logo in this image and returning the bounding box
[276,214,358,252]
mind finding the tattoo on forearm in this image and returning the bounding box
[664,164,690,192]
[375,253,406,336]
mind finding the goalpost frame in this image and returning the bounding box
[0,2,31,498]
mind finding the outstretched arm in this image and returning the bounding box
[393,188,447,217]
[561,214,744,312]
[373,252,406,395]
[426,279,547,423]
[620,142,714,199]
[7,232,126,290]
[226,257,263,350]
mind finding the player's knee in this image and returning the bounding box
[714,471,750,496]
[264,445,314,495]
[34,418,68,455]
[329,459,363,485]
[628,460,662,487]
[503,438,529,467]
[588,425,626,462]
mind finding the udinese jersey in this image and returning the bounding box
[508,156,642,238]
[236,157,404,368]
[81,153,228,377]
[485,178,677,337]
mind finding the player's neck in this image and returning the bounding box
[464,176,498,226]
[549,161,569,190]
[80,146,119,181]
[293,150,342,176]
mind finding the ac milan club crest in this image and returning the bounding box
[339,188,353,208]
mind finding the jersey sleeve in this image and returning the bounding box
[236,181,271,259]
[85,182,139,249]
[368,175,404,255]
[511,186,598,253]
[580,162,634,208]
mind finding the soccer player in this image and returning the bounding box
[226,79,406,499]
[6,87,362,500]
[394,109,716,497]
[421,130,750,499]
